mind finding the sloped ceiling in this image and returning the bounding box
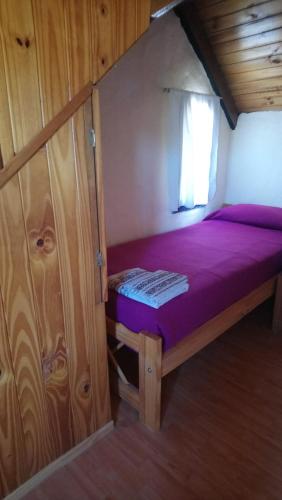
[196,0,282,113]
[151,0,282,125]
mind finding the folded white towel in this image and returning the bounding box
[108,268,189,309]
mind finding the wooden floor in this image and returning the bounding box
[24,300,282,500]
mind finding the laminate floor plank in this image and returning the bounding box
[24,300,282,500]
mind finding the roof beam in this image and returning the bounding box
[174,2,239,129]
[151,0,184,19]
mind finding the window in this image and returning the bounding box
[169,90,220,212]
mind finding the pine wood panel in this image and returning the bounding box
[210,15,282,45]
[33,0,95,442]
[217,42,282,65]
[1,0,73,460]
[196,1,282,112]
[235,93,282,111]
[227,66,282,84]
[204,1,282,33]
[0,178,52,476]
[64,0,95,92]
[0,290,27,497]
[0,0,150,495]
[0,40,13,165]
[224,56,282,75]
[230,76,282,95]
[94,0,118,79]
[136,0,151,35]
[197,0,271,19]
[214,28,282,55]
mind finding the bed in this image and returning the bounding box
[106,204,282,430]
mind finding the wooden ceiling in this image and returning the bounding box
[195,0,282,113]
[152,0,282,119]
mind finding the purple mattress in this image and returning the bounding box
[106,204,282,351]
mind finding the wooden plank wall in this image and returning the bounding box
[0,0,150,497]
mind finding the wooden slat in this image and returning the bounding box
[0,177,52,475]
[162,277,276,377]
[136,0,151,36]
[204,1,282,34]
[175,2,239,128]
[210,14,282,45]
[0,82,93,189]
[213,28,282,55]
[235,91,282,111]
[91,303,111,428]
[139,332,162,431]
[19,149,74,457]
[0,36,14,165]
[227,65,282,83]
[0,289,27,497]
[217,42,282,65]
[223,55,282,75]
[64,0,94,90]
[66,2,110,431]
[273,274,282,334]
[107,317,140,352]
[33,0,96,443]
[230,76,282,95]
[110,372,140,411]
[197,0,269,19]
[93,0,118,80]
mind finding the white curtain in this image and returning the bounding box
[178,92,220,209]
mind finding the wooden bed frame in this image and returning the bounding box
[107,273,282,431]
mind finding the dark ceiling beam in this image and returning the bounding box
[151,1,185,19]
[174,1,239,129]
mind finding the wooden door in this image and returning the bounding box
[0,85,111,498]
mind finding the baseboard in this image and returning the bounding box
[5,420,114,500]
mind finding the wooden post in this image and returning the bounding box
[273,274,282,334]
[139,332,162,431]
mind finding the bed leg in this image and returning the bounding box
[139,332,162,431]
[273,274,282,334]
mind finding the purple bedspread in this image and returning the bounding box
[106,205,282,351]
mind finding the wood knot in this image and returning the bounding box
[37,238,44,248]
[83,383,90,394]
[100,3,108,16]
[31,228,56,256]
[16,37,31,48]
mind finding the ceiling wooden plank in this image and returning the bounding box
[223,54,282,74]
[226,65,282,83]
[175,2,239,128]
[210,14,282,44]
[236,90,282,110]
[204,1,282,34]
[237,96,282,111]
[213,28,282,54]
[230,76,282,95]
[197,0,268,19]
[217,41,282,64]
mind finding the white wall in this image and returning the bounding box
[98,12,231,246]
[225,111,282,207]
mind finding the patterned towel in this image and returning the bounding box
[108,268,189,309]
